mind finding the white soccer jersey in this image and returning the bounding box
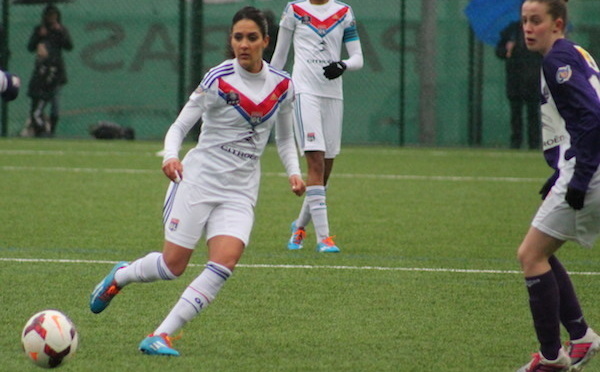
[163,59,300,206]
[279,0,359,98]
[540,71,571,194]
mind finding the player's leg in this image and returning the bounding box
[287,94,324,249]
[517,227,569,370]
[90,181,206,314]
[311,97,343,253]
[140,203,251,355]
[548,256,600,372]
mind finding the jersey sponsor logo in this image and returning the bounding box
[543,134,567,149]
[219,145,258,160]
[217,78,290,127]
[292,4,349,37]
[556,65,572,84]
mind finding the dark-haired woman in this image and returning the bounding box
[89,6,305,356]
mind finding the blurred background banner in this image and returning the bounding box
[464,0,522,46]
[0,0,599,147]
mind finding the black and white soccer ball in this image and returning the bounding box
[21,310,79,369]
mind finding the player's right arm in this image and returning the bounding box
[162,89,206,182]
[270,26,293,71]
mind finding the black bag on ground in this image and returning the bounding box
[89,121,135,140]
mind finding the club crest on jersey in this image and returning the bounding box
[250,113,263,125]
[169,218,179,232]
[556,65,572,84]
[226,92,240,105]
[300,15,311,24]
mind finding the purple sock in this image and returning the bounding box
[549,255,588,340]
[526,270,561,360]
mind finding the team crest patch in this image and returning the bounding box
[556,65,572,84]
[226,91,240,105]
[307,132,315,142]
[301,15,311,24]
[169,218,180,231]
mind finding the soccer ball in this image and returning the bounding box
[21,310,79,369]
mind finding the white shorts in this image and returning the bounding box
[163,181,254,249]
[294,93,343,159]
[532,183,600,248]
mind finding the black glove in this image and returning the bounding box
[323,61,346,80]
[565,186,585,210]
[539,171,559,200]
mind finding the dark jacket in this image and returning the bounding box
[496,21,542,102]
[27,5,73,99]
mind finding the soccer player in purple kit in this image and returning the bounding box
[517,0,600,371]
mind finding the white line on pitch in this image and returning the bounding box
[1,257,599,276]
[1,165,543,183]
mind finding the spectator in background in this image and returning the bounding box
[27,4,73,137]
[496,19,542,149]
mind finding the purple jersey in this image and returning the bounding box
[541,39,600,192]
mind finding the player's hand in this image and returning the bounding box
[323,61,346,80]
[565,186,585,210]
[289,174,305,196]
[162,158,183,183]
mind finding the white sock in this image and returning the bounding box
[295,197,312,228]
[306,185,329,242]
[114,252,177,287]
[153,261,232,336]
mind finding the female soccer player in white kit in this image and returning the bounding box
[89,6,305,356]
[270,0,363,253]
[517,0,600,371]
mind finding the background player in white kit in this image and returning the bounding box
[516,0,600,371]
[89,6,305,356]
[271,0,363,253]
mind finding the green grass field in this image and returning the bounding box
[1,138,599,371]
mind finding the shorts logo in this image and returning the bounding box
[307,132,315,142]
[169,218,180,231]
[556,65,572,84]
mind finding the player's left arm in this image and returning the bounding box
[275,87,305,196]
[342,39,364,71]
[549,52,600,208]
[323,13,363,79]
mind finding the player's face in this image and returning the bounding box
[231,19,269,73]
[521,1,564,55]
